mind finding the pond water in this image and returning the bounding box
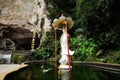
[4,62,120,80]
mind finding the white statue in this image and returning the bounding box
[59,28,74,66]
[52,14,74,69]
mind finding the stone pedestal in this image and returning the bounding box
[59,64,72,69]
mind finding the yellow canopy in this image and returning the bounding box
[52,16,74,30]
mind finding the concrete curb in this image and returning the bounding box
[73,61,120,74]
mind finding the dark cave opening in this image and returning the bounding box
[0,27,40,50]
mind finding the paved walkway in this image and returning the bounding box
[0,63,28,80]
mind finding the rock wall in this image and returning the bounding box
[0,0,51,50]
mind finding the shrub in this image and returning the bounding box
[11,54,25,64]
[70,36,98,61]
[34,31,60,60]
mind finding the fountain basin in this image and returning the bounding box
[4,61,120,80]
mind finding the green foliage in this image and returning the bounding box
[103,50,120,64]
[35,47,51,59]
[76,0,110,31]
[46,0,118,50]
[45,0,76,20]
[44,0,120,62]
[97,32,118,49]
[74,0,119,50]
[34,31,60,60]
[70,36,98,61]
[11,54,25,64]
[47,8,58,20]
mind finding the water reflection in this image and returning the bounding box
[58,69,70,80]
